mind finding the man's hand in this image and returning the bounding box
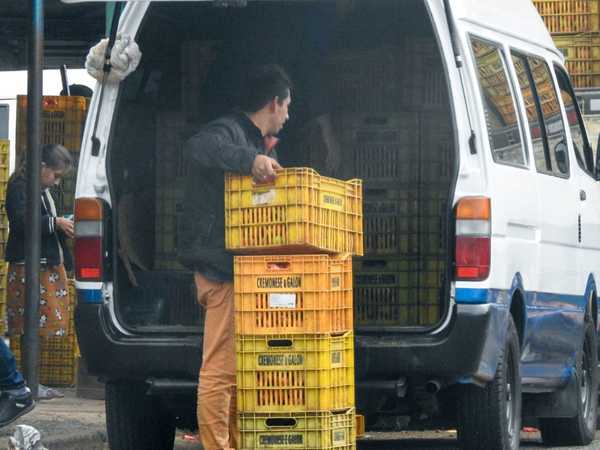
[56,217,75,239]
[252,154,282,183]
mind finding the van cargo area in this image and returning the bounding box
[109,0,455,333]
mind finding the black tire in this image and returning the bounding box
[106,381,175,450]
[539,318,598,446]
[458,316,521,450]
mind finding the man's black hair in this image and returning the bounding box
[239,64,292,113]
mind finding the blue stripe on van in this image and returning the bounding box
[78,289,103,304]
[455,288,489,303]
[456,287,585,307]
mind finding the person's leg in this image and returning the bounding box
[195,273,236,450]
[0,338,34,426]
[0,339,24,391]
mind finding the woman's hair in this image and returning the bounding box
[10,144,73,183]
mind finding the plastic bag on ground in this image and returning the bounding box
[7,425,47,450]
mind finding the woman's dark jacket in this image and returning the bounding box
[5,176,73,270]
[178,111,276,280]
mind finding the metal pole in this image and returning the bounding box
[23,0,44,399]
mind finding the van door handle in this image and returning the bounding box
[580,190,587,201]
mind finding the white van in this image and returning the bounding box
[71,1,600,449]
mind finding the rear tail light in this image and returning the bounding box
[455,197,491,281]
[74,198,105,282]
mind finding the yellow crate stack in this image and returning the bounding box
[0,140,11,335]
[11,96,86,386]
[534,0,600,88]
[10,279,79,386]
[227,168,362,450]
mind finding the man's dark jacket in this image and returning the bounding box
[178,112,275,279]
[5,176,73,270]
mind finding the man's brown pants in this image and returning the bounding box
[195,273,238,450]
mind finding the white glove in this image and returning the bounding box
[85,34,142,83]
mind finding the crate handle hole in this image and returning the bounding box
[265,418,297,428]
[266,262,291,271]
[267,339,293,348]
[362,260,388,269]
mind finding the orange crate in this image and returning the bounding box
[239,409,356,450]
[234,255,353,335]
[225,168,363,256]
[236,332,355,413]
[15,96,88,166]
[534,0,600,34]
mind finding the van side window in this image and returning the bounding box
[510,54,549,173]
[554,66,594,176]
[470,37,527,167]
[511,54,570,177]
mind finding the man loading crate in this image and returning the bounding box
[178,64,292,450]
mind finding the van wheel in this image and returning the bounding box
[539,319,598,446]
[457,316,521,450]
[106,381,175,450]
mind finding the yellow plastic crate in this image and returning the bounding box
[15,96,88,166]
[534,0,600,34]
[225,168,363,256]
[234,255,353,335]
[355,414,365,438]
[236,332,354,413]
[239,409,356,450]
[11,336,79,386]
[553,33,600,88]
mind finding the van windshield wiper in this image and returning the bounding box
[90,2,123,157]
[442,0,477,155]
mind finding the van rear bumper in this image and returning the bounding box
[355,303,506,382]
[77,303,505,389]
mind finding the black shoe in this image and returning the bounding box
[0,390,35,427]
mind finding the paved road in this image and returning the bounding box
[171,430,600,449]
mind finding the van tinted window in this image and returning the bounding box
[511,53,550,173]
[554,66,594,175]
[530,57,569,177]
[470,38,527,167]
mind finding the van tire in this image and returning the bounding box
[539,319,598,446]
[457,316,521,450]
[106,381,176,450]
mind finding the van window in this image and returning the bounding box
[554,66,594,175]
[470,37,527,167]
[530,57,569,177]
[511,53,548,172]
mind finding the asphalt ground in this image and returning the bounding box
[1,391,599,449]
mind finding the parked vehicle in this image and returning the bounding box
[70,0,600,449]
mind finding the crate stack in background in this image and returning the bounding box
[0,139,10,334]
[10,279,80,386]
[534,0,600,88]
[12,96,88,385]
[225,168,363,449]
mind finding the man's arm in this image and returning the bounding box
[184,124,258,174]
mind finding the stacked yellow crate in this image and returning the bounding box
[0,139,11,334]
[226,168,363,450]
[10,279,79,386]
[534,0,600,88]
[11,96,87,386]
